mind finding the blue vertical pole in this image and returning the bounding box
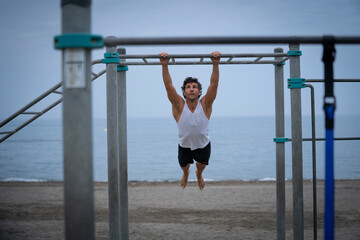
[325,120,335,239]
[322,36,336,240]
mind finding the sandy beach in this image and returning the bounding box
[0,180,359,240]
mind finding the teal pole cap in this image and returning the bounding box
[288,78,306,89]
[287,50,302,56]
[273,138,289,143]
[117,65,129,71]
[54,33,103,49]
[101,52,120,63]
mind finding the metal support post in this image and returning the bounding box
[305,84,318,240]
[274,48,286,240]
[61,1,95,239]
[106,37,121,240]
[289,43,304,240]
[117,48,129,240]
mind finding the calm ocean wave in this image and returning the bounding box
[0,116,359,182]
[1,177,47,182]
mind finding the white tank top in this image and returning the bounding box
[177,100,210,150]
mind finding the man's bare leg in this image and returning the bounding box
[195,162,206,190]
[180,164,190,189]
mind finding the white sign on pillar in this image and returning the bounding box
[64,48,86,88]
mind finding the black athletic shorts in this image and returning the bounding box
[178,142,211,167]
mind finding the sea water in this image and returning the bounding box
[0,115,359,182]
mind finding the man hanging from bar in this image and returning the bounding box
[159,51,221,190]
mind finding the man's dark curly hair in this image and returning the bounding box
[181,77,202,98]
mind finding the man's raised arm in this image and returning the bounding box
[203,51,221,105]
[159,52,181,104]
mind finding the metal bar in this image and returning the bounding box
[274,48,286,240]
[280,57,289,63]
[61,2,95,240]
[306,79,360,83]
[305,84,318,240]
[118,60,285,65]
[103,36,360,46]
[0,131,15,135]
[0,82,62,128]
[0,68,105,143]
[92,53,289,66]
[289,43,304,240]
[290,137,360,141]
[254,57,262,62]
[0,99,63,143]
[328,137,360,141]
[93,69,106,80]
[106,39,121,240]
[117,53,288,58]
[92,59,102,65]
[117,47,129,240]
[22,112,42,115]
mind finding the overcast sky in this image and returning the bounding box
[0,0,359,120]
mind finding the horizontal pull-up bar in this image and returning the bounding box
[103,36,360,46]
[117,53,288,58]
[121,53,288,65]
[306,79,360,83]
[117,61,284,66]
[289,137,360,141]
[95,52,289,66]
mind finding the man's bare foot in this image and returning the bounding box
[181,168,190,189]
[196,170,205,190]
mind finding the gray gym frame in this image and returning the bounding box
[98,38,360,240]
[102,46,292,240]
[99,42,358,240]
[101,43,309,240]
[1,46,359,240]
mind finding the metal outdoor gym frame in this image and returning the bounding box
[1,1,360,240]
[60,36,360,240]
[102,47,292,240]
[3,47,359,240]
[60,35,360,240]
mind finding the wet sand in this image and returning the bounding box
[0,180,359,239]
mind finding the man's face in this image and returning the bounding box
[183,82,200,100]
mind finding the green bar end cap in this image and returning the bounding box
[288,78,306,89]
[117,65,128,71]
[273,138,289,143]
[287,50,302,56]
[54,33,104,49]
[273,61,286,66]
